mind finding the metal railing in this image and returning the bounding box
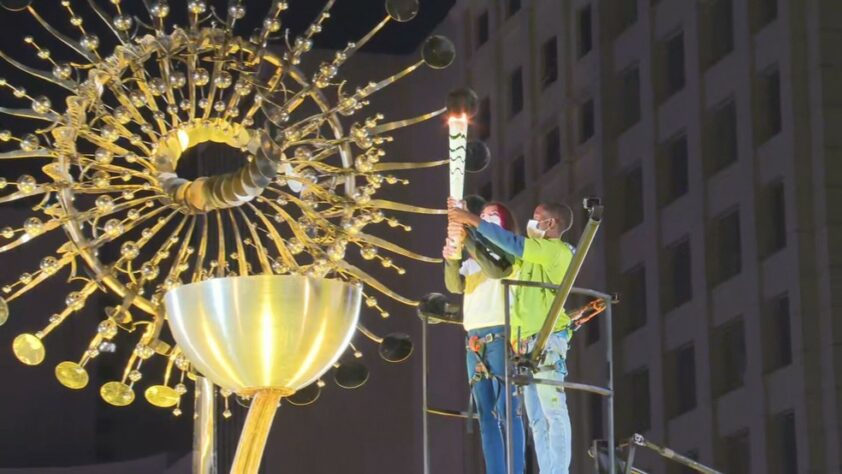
[421,285,617,474]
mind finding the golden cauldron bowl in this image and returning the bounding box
[164,275,362,473]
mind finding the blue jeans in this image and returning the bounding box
[523,332,572,474]
[466,326,526,474]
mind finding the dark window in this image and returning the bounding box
[580,99,595,143]
[507,0,521,17]
[763,294,792,372]
[712,317,746,396]
[756,67,782,144]
[666,343,697,417]
[479,181,493,201]
[477,11,489,48]
[702,0,734,68]
[616,0,638,36]
[621,66,641,130]
[720,429,750,474]
[657,133,689,206]
[663,31,685,98]
[509,67,524,117]
[586,317,600,345]
[544,126,561,171]
[769,411,797,474]
[541,37,559,89]
[622,264,647,333]
[478,96,491,140]
[510,155,526,198]
[752,0,778,31]
[705,99,738,176]
[758,180,786,257]
[708,208,742,286]
[589,394,604,439]
[629,367,650,433]
[621,165,644,231]
[662,238,692,312]
[578,6,593,58]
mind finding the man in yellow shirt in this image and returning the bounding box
[450,201,575,474]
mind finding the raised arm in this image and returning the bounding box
[464,230,514,279]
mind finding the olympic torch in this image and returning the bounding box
[446,88,479,253]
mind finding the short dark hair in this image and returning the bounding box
[464,194,487,215]
[538,201,573,233]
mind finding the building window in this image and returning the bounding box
[578,5,593,58]
[662,238,692,312]
[755,67,782,145]
[708,208,742,286]
[544,126,561,171]
[476,11,489,49]
[657,133,688,207]
[719,429,750,474]
[660,31,685,100]
[586,317,600,345]
[622,264,647,334]
[479,181,493,201]
[702,0,734,68]
[752,0,778,31]
[629,367,650,433]
[763,293,792,372]
[758,180,786,257]
[769,411,797,474]
[621,164,644,231]
[509,67,524,118]
[541,37,558,90]
[589,394,604,440]
[615,0,638,36]
[477,96,491,140]
[666,343,697,417]
[510,155,526,198]
[579,99,595,143]
[620,66,641,131]
[506,0,521,18]
[705,98,738,176]
[712,317,746,396]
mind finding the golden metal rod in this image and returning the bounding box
[229,389,286,474]
[193,376,217,474]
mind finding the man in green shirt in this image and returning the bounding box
[449,200,575,474]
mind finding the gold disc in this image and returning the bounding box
[100,381,135,407]
[55,361,89,389]
[144,385,179,408]
[12,333,45,366]
[0,296,8,326]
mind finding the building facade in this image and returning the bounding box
[426,0,842,472]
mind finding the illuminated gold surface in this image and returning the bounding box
[13,333,44,366]
[0,297,8,326]
[0,0,452,421]
[164,275,361,393]
[144,385,180,408]
[193,377,216,474]
[100,381,135,407]
[55,361,89,389]
[230,390,286,474]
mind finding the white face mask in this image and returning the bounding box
[526,219,546,238]
[482,215,501,226]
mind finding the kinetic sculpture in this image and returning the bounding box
[0,0,464,470]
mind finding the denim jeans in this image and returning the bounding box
[466,325,526,474]
[523,331,571,474]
